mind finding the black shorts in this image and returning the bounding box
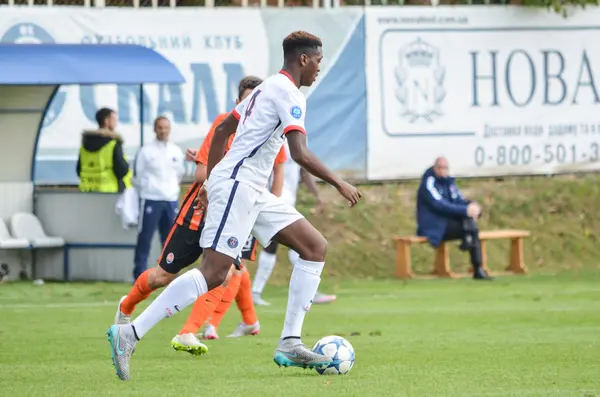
[158,225,258,274]
[240,235,258,262]
[158,225,203,274]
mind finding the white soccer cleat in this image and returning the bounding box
[252,293,271,306]
[227,321,260,338]
[171,333,208,356]
[273,338,332,369]
[202,324,219,340]
[106,324,137,381]
[313,292,337,305]
[114,295,131,325]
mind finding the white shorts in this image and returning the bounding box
[200,177,304,259]
[280,188,297,208]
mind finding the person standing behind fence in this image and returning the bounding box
[132,116,185,281]
[77,108,131,193]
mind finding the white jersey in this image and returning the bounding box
[282,140,301,198]
[210,72,306,191]
[267,140,301,207]
[134,139,185,202]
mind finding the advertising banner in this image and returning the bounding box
[366,8,600,180]
[0,8,366,183]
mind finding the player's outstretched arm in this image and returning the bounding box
[194,114,239,210]
[301,168,323,212]
[287,130,362,207]
[195,164,207,184]
[206,114,239,180]
[301,169,320,199]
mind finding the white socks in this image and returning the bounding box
[281,258,324,339]
[252,251,277,295]
[288,249,300,266]
[131,268,208,339]
[289,249,322,300]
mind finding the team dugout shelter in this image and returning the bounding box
[0,44,185,282]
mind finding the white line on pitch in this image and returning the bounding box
[0,301,115,309]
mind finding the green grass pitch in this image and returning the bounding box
[1,273,599,396]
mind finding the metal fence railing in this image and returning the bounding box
[0,0,517,7]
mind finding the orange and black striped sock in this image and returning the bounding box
[236,270,258,325]
[209,273,242,328]
[120,269,154,316]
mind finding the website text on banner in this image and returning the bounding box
[366,8,600,181]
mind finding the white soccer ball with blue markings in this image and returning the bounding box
[312,335,355,375]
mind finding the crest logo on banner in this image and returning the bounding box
[394,37,446,123]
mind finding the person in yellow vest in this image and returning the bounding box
[77,108,132,193]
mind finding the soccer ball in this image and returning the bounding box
[312,335,355,375]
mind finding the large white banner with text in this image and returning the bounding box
[366,7,600,180]
[0,8,366,183]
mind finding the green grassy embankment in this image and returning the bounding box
[249,173,600,283]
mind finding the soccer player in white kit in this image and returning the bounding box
[252,139,337,306]
[106,31,362,380]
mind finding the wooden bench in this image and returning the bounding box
[394,229,531,279]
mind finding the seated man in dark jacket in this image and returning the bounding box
[416,157,491,280]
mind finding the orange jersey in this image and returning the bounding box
[174,114,228,230]
[176,112,286,231]
[175,181,203,230]
[196,112,232,166]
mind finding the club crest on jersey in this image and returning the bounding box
[227,237,239,249]
[166,253,174,264]
[290,105,302,120]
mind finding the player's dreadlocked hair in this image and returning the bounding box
[282,31,322,59]
[238,76,263,100]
